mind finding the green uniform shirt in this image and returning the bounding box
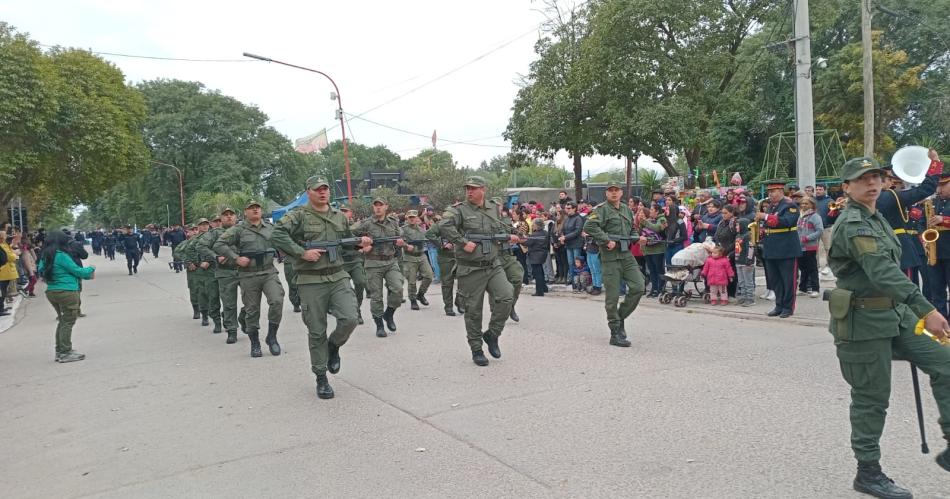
[828,201,935,343]
[583,201,639,262]
[425,224,454,257]
[213,220,278,276]
[180,234,211,274]
[401,223,428,262]
[437,198,510,266]
[353,215,403,267]
[197,226,238,277]
[270,203,353,285]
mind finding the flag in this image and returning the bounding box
[432,129,437,149]
[295,129,329,154]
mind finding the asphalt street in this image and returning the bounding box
[1,250,948,498]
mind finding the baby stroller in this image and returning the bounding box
[658,241,712,308]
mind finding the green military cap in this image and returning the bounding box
[245,200,262,209]
[841,157,884,182]
[220,206,236,214]
[406,209,419,217]
[196,218,210,225]
[211,214,222,222]
[372,196,388,205]
[605,180,623,190]
[464,175,487,187]
[306,175,330,189]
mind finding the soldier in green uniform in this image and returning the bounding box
[200,206,247,343]
[353,197,406,338]
[583,181,645,347]
[340,204,367,324]
[828,157,950,498]
[435,176,518,366]
[197,210,232,335]
[402,210,434,310]
[173,225,200,319]
[214,200,285,358]
[425,222,464,316]
[182,219,218,327]
[270,176,369,399]
[496,200,525,322]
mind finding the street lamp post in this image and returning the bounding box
[150,160,185,227]
[243,52,353,204]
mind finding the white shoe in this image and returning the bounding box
[809,291,819,298]
[820,267,830,275]
[765,290,775,300]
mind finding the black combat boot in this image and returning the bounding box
[937,445,950,472]
[472,350,489,366]
[226,330,237,344]
[201,312,209,326]
[455,297,465,314]
[445,307,456,317]
[410,298,419,310]
[509,308,520,322]
[316,374,334,399]
[618,323,628,340]
[248,332,263,358]
[265,322,281,356]
[212,318,222,334]
[483,332,501,359]
[192,305,200,320]
[357,309,364,325]
[293,304,301,313]
[853,461,913,499]
[328,342,341,374]
[609,325,631,347]
[374,317,387,338]
[383,307,397,332]
[416,292,429,306]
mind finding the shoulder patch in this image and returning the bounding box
[855,227,874,237]
[853,235,878,255]
[587,213,598,220]
[788,207,798,213]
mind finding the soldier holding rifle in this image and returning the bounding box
[826,158,950,499]
[270,176,371,399]
[352,197,406,338]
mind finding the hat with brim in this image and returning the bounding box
[372,197,387,205]
[245,200,262,210]
[306,176,330,190]
[464,176,487,187]
[406,210,419,217]
[841,157,885,182]
[221,206,236,215]
[606,180,622,190]
[765,179,787,191]
[196,218,209,225]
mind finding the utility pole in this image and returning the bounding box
[861,0,875,157]
[625,156,632,199]
[793,0,817,189]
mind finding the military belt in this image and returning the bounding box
[296,267,344,276]
[852,297,895,310]
[365,254,394,261]
[457,260,494,268]
[766,227,797,234]
[893,228,919,235]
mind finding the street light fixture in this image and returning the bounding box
[243,52,354,204]
[150,160,185,227]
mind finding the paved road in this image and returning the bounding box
[1,251,947,498]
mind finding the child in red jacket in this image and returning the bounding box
[701,245,735,305]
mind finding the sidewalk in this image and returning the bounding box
[0,293,28,334]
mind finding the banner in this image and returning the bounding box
[294,129,329,154]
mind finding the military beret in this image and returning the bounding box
[841,157,884,182]
[306,176,330,189]
[464,176,487,187]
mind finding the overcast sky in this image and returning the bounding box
[4,0,662,177]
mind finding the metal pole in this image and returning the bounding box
[794,0,817,189]
[243,52,354,204]
[150,160,186,227]
[862,0,875,157]
[625,156,632,199]
[911,364,930,454]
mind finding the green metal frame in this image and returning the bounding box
[753,129,847,195]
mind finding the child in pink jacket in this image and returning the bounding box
[701,245,735,305]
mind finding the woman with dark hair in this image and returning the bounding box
[37,230,96,363]
[526,219,550,296]
[639,202,669,297]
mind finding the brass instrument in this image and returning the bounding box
[922,198,939,266]
[748,221,759,246]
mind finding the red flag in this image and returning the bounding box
[431,130,437,148]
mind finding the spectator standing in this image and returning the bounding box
[734,218,756,306]
[714,205,740,298]
[0,231,19,314]
[640,203,668,297]
[526,220,550,296]
[552,211,569,283]
[37,230,95,362]
[17,234,38,297]
[697,200,723,243]
[814,184,834,275]
[702,245,735,305]
[559,202,585,284]
[796,196,823,297]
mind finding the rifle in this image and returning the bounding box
[239,249,278,267]
[465,233,513,254]
[304,237,365,263]
[607,235,638,252]
[168,260,184,270]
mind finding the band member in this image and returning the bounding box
[756,180,802,318]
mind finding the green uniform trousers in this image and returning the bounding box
[365,260,404,318]
[283,261,300,307]
[46,290,80,355]
[457,264,513,352]
[196,271,221,320]
[437,254,458,310]
[299,279,359,375]
[836,326,950,462]
[186,270,198,307]
[239,272,285,334]
[500,252,524,310]
[343,259,366,309]
[217,276,245,333]
[404,258,433,298]
[602,255,645,330]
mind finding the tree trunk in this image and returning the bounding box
[655,154,678,177]
[572,153,583,202]
[625,156,632,199]
[685,147,702,171]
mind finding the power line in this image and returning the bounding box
[346,113,509,148]
[37,44,258,63]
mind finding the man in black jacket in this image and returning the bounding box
[121,226,141,275]
[62,228,90,316]
[559,202,585,285]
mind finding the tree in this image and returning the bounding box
[0,23,148,209]
[405,163,470,210]
[407,149,455,170]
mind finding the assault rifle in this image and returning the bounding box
[304,237,365,263]
[168,260,184,270]
[607,235,638,252]
[239,249,278,267]
[465,233,513,255]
